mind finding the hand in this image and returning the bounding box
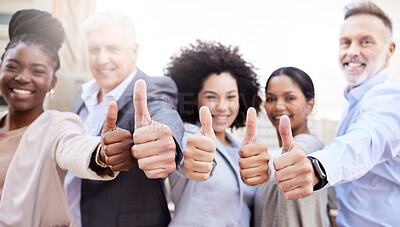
[131,79,176,179]
[183,106,216,181]
[238,107,269,186]
[273,115,318,200]
[100,101,134,172]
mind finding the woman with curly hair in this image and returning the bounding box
[166,40,262,226]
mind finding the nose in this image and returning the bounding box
[275,98,286,111]
[14,70,31,83]
[216,98,228,112]
[346,42,361,58]
[97,49,111,65]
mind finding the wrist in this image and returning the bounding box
[95,144,109,169]
[307,156,328,190]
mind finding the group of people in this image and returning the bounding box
[0,1,399,227]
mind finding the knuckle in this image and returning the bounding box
[238,158,245,168]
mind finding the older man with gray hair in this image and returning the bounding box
[64,12,183,227]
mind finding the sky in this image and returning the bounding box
[96,0,352,120]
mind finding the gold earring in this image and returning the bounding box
[47,89,55,98]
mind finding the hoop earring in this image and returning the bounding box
[47,89,55,98]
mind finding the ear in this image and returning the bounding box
[387,42,396,60]
[50,76,57,90]
[305,98,315,115]
[132,43,139,62]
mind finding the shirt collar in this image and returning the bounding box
[344,67,390,104]
[81,68,138,105]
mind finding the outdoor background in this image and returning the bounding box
[0,0,399,149]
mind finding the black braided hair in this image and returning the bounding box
[1,9,65,73]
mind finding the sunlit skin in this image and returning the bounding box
[197,72,239,146]
[339,14,395,90]
[0,43,56,130]
[264,74,314,146]
[86,25,138,102]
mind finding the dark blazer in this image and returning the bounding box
[72,68,183,227]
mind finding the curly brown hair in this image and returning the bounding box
[165,40,262,129]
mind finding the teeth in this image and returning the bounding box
[214,116,228,120]
[13,89,32,95]
[348,62,362,67]
[99,69,113,74]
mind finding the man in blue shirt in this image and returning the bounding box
[273,2,400,226]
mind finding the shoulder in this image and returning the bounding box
[39,111,83,131]
[294,134,324,155]
[184,123,200,136]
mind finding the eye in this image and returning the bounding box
[361,40,372,46]
[33,70,46,75]
[107,46,120,53]
[89,47,99,54]
[4,64,17,71]
[265,96,275,102]
[340,40,350,47]
[285,96,296,101]
[205,95,217,100]
[227,94,237,99]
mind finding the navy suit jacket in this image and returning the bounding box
[72,68,183,227]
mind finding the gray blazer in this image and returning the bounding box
[73,68,183,227]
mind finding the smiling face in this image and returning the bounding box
[86,25,138,97]
[0,42,56,115]
[264,74,314,137]
[339,14,395,90]
[197,72,239,139]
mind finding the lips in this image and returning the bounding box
[96,68,115,74]
[212,115,230,124]
[342,57,367,70]
[213,115,228,120]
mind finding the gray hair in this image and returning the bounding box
[344,1,393,43]
[82,12,136,46]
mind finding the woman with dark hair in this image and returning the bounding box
[0,9,133,226]
[254,67,329,227]
[166,40,263,226]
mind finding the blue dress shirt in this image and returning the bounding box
[311,68,400,226]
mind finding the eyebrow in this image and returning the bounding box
[202,90,238,95]
[266,91,298,96]
[7,59,48,69]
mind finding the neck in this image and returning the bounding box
[7,107,44,130]
[215,131,231,147]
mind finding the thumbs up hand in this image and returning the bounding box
[131,79,176,179]
[183,106,217,181]
[98,101,134,172]
[273,115,318,200]
[238,108,269,186]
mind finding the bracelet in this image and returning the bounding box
[95,144,109,168]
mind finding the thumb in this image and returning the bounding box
[241,107,257,146]
[279,115,295,153]
[102,101,118,134]
[199,106,215,139]
[134,79,152,129]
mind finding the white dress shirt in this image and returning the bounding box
[63,69,137,227]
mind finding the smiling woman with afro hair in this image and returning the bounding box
[165,40,263,226]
